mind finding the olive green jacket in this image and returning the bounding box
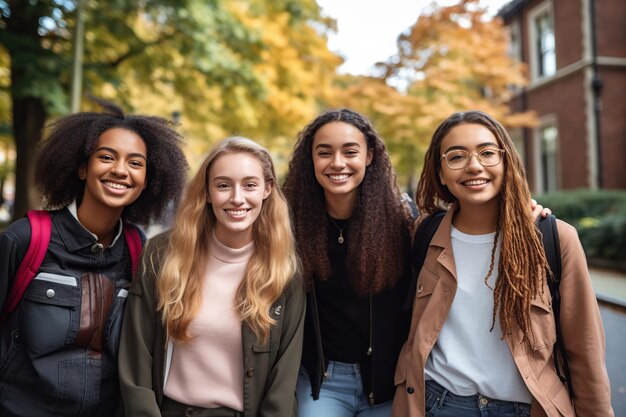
[118,233,305,417]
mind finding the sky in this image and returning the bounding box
[315,0,513,75]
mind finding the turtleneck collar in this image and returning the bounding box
[210,231,255,264]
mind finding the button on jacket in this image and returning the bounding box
[118,232,306,417]
[392,208,614,417]
[0,207,143,417]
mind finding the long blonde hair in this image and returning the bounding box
[418,111,549,344]
[157,137,299,344]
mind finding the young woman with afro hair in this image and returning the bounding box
[0,97,188,417]
[284,109,414,417]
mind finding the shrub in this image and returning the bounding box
[537,189,626,265]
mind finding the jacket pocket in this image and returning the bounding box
[21,273,80,356]
[529,297,556,351]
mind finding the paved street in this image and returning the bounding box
[599,303,626,417]
[589,266,626,415]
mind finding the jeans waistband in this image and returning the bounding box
[425,380,531,411]
[326,360,360,377]
[161,396,243,417]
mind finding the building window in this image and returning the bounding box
[508,21,522,62]
[529,2,556,80]
[539,124,559,192]
[509,128,526,166]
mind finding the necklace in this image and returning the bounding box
[328,216,349,244]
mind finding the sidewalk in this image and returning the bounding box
[589,266,626,309]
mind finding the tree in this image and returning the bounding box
[370,0,535,183]
[0,0,269,221]
[1,0,342,214]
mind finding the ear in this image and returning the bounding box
[78,164,87,180]
[366,148,374,166]
[263,181,273,200]
[206,192,211,204]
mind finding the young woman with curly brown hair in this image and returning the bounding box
[0,97,188,417]
[119,137,305,417]
[392,111,613,417]
[284,109,414,417]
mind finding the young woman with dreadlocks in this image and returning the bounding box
[0,97,188,417]
[283,109,414,417]
[392,111,613,417]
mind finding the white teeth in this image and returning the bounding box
[464,180,488,186]
[329,174,349,180]
[226,209,247,216]
[104,181,129,189]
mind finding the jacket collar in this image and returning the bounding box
[53,205,122,253]
[429,204,458,279]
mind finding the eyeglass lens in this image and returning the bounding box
[444,149,502,169]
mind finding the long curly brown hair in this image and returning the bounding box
[417,110,549,343]
[284,109,411,295]
[34,97,188,225]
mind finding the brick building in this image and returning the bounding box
[498,0,626,192]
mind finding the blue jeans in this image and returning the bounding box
[296,361,392,417]
[425,380,531,417]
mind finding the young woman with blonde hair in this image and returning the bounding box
[119,137,305,417]
[392,111,613,417]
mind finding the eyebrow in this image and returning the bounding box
[95,146,147,160]
[442,142,499,153]
[212,175,262,182]
[314,142,362,150]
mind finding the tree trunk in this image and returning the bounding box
[11,96,46,221]
[6,0,51,222]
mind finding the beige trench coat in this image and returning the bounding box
[392,208,613,417]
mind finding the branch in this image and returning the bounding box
[87,31,177,69]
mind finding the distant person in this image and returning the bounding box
[284,109,414,417]
[119,137,305,417]
[392,111,614,417]
[0,97,188,417]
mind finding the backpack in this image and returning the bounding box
[405,212,574,399]
[0,210,143,322]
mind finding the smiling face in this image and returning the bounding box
[207,152,272,248]
[439,123,504,212]
[78,127,147,215]
[312,121,373,211]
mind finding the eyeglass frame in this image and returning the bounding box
[440,148,506,170]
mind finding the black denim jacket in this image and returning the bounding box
[0,207,144,417]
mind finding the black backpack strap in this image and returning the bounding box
[538,214,574,399]
[403,211,446,312]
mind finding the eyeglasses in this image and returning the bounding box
[441,148,505,170]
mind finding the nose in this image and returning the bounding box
[111,160,128,177]
[330,152,346,170]
[465,153,483,172]
[230,186,244,205]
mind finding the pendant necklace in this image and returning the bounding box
[329,216,350,244]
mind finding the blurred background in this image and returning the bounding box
[0,0,624,238]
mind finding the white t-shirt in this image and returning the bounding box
[424,225,532,403]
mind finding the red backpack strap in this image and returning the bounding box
[1,210,52,319]
[123,223,142,279]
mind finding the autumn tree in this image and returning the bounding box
[332,0,535,187]
[0,0,290,221]
[1,0,342,216]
